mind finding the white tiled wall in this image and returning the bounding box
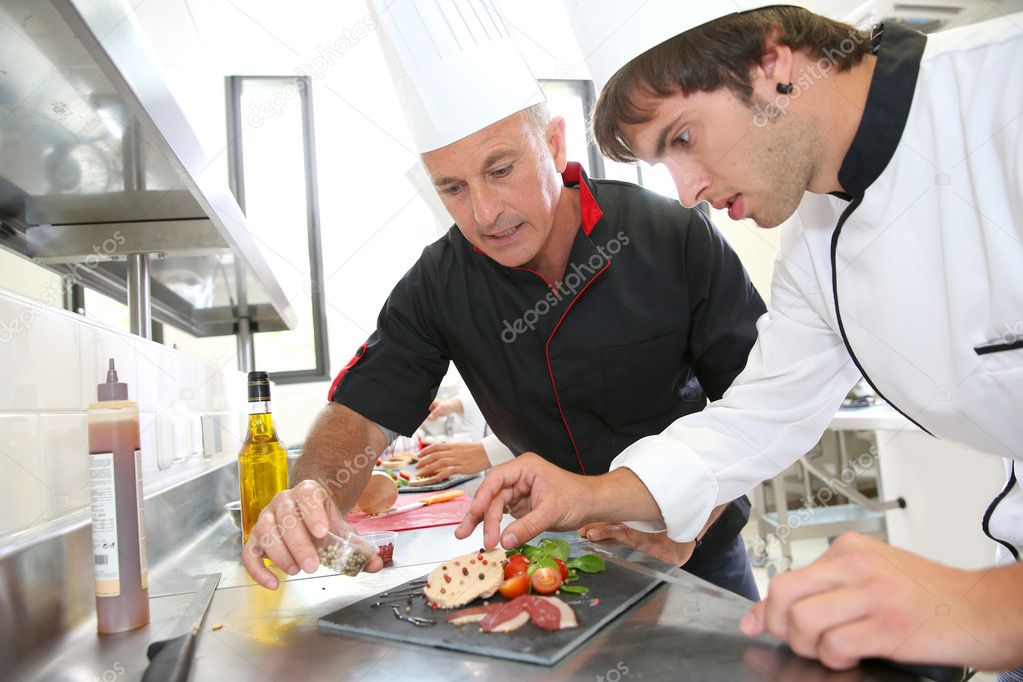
[0,288,248,543]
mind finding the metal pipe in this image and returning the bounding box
[236,315,254,372]
[63,281,85,315]
[800,457,905,512]
[127,252,151,338]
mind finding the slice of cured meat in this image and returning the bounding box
[487,610,529,633]
[518,595,562,631]
[537,596,579,629]
[478,594,571,632]
[480,598,529,633]
[446,603,502,625]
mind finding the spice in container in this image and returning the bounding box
[361,531,397,567]
[315,524,377,576]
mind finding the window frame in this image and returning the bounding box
[225,75,330,384]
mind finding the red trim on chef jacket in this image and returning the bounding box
[327,342,368,401]
[468,162,609,474]
[542,257,612,476]
[562,162,603,236]
[469,162,602,255]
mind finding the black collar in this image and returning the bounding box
[835,22,928,199]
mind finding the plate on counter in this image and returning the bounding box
[318,553,663,665]
[396,472,480,493]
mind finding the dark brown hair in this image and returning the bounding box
[592,7,871,162]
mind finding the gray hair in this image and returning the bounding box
[523,102,551,136]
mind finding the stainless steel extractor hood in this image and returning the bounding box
[0,0,297,337]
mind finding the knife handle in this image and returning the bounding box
[142,632,196,682]
[422,490,464,505]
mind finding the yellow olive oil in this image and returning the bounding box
[238,371,289,543]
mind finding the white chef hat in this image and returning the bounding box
[368,0,546,153]
[561,2,819,92]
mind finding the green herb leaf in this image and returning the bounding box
[558,584,590,594]
[567,554,605,573]
[520,545,542,561]
[538,538,571,562]
[528,557,557,577]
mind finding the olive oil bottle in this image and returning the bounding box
[238,371,289,543]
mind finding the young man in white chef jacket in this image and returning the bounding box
[460,2,1023,676]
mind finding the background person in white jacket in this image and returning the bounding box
[416,391,514,478]
[459,2,1023,675]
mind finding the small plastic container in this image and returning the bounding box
[315,525,377,576]
[361,531,398,566]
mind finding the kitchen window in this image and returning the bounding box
[224,76,329,383]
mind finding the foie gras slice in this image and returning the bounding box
[423,548,506,609]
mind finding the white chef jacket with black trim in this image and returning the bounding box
[614,16,1023,564]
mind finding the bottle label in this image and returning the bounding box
[89,453,120,596]
[135,449,148,590]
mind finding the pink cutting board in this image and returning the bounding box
[346,491,472,533]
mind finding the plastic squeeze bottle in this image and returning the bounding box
[87,358,149,633]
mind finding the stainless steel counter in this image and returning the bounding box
[14,478,915,681]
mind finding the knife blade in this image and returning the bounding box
[142,572,221,682]
[597,552,966,682]
[373,489,464,518]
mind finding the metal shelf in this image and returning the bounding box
[0,0,297,337]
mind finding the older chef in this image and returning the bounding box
[459,1,1023,675]
[241,0,768,599]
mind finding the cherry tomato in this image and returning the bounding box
[499,574,530,599]
[554,558,569,580]
[504,554,530,579]
[530,566,563,595]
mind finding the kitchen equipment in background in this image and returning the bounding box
[223,501,242,532]
[842,378,882,408]
[142,572,220,682]
[237,371,288,542]
[87,357,150,634]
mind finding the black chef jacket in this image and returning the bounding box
[329,163,766,550]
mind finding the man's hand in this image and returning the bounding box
[740,532,1023,671]
[415,441,489,480]
[455,452,598,549]
[456,453,664,550]
[242,480,384,590]
[427,398,463,421]
[578,522,696,566]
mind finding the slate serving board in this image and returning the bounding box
[318,557,663,666]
